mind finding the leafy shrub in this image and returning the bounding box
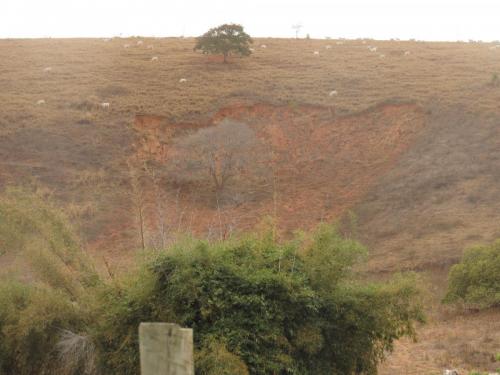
[195,338,249,375]
[444,240,500,309]
[0,282,86,375]
[95,224,424,375]
[0,190,99,375]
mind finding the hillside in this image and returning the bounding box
[0,37,499,373]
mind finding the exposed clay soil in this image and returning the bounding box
[131,102,426,242]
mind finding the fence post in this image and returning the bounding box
[139,322,194,375]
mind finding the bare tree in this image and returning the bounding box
[127,161,147,250]
[167,119,269,201]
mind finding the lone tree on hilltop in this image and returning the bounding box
[194,23,253,63]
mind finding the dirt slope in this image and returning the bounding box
[355,107,500,272]
[131,102,426,241]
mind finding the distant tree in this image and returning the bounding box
[194,24,253,63]
[167,119,268,199]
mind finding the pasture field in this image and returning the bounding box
[1,37,500,374]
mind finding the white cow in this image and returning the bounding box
[325,45,332,49]
[260,44,267,48]
[368,46,377,52]
[329,90,338,96]
[123,44,130,48]
[137,40,143,46]
[151,56,158,61]
[147,45,154,49]
[36,99,46,105]
[404,51,411,56]
[379,54,385,58]
[179,78,187,83]
[313,51,320,55]
[43,67,52,72]
[101,102,110,109]
[443,370,459,375]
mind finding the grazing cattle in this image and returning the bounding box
[123,44,130,48]
[368,46,377,52]
[151,56,158,61]
[362,40,367,44]
[147,45,154,49]
[260,44,267,48]
[443,370,459,375]
[325,45,332,49]
[404,50,411,56]
[379,54,385,58]
[101,102,110,109]
[137,40,143,45]
[36,99,46,105]
[43,67,52,72]
[313,51,320,55]
[329,90,338,96]
[179,78,187,83]
[249,47,255,52]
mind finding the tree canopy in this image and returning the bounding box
[194,24,253,63]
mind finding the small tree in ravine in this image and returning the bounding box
[194,24,253,63]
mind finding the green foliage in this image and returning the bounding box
[0,190,99,375]
[194,24,253,63]
[195,338,249,375]
[444,240,500,309]
[0,281,85,375]
[95,225,424,375]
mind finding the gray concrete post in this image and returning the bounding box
[139,323,194,375]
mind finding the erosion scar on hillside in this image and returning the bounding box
[131,102,426,240]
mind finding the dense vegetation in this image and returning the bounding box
[444,240,500,309]
[0,190,424,375]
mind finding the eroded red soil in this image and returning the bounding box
[130,102,426,239]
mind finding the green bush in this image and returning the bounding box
[0,282,86,375]
[94,224,424,375]
[0,190,99,375]
[444,240,500,309]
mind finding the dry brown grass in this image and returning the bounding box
[1,37,500,373]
